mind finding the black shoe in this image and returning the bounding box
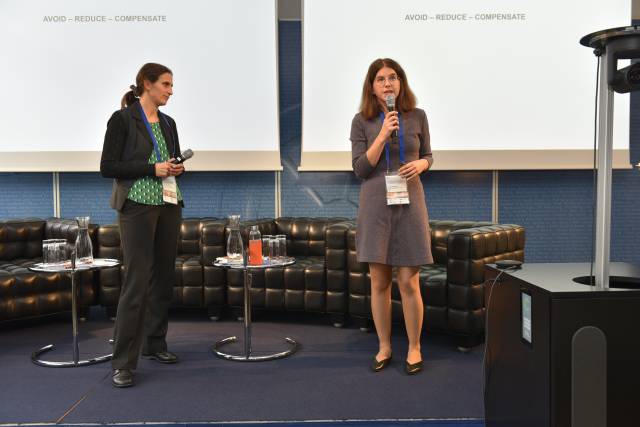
[142,351,179,364]
[370,355,392,372]
[405,360,423,375]
[112,369,134,388]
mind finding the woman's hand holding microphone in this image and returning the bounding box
[378,111,429,180]
[155,160,184,177]
[369,111,429,178]
[378,111,399,141]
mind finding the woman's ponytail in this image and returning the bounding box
[120,84,140,108]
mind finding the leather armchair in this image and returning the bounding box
[215,217,350,326]
[96,218,221,318]
[347,220,525,349]
[0,218,96,322]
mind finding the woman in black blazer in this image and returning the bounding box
[100,63,184,388]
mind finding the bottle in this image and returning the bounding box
[75,216,93,265]
[248,225,263,266]
[226,215,243,264]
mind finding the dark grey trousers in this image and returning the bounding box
[111,200,181,370]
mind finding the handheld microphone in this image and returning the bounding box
[170,149,193,164]
[385,95,398,142]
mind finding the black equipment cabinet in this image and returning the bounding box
[484,263,640,427]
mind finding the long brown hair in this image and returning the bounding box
[359,58,417,120]
[121,63,173,108]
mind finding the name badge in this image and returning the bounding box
[162,176,178,205]
[385,173,410,205]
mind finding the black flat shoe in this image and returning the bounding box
[142,351,179,364]
[405,360,423,375]
[370,355,392,372]
[112,369,134,388]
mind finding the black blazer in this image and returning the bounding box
[100,101,182,211]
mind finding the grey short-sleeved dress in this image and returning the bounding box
[350,108,434,266]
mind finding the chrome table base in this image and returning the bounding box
[31,344,112,367]
[213,336,298,361]
[212,257,298,362]
[29,261,117,368]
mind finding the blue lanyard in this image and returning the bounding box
[379,111,405,171]
[138,103,163,163]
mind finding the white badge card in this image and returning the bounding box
[385,173,410,205]
[162,176,178,205]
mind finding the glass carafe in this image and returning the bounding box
[226,214,243,263]
[75,216,93,265]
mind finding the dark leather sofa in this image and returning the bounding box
[347,220,525,349]
[96,217,224,319]
[0,218,97,322]
[96,217,349,323]
[2,216,525,349]
[201,218,351,326]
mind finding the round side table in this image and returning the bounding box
[213,256,298,361]
[29,258,119,367]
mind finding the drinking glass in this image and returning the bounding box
[262,235,272,262]
[269,236,278,262]
[42,239,67,266]
[276,235,287,260]
[42,239,54,265]
[54,239,68,264]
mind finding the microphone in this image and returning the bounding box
[170,149,193,164]
[385,95,398,142]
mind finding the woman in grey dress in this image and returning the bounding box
[350,58,433,375]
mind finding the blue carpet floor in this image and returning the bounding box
[0,310,484,426]
[4,422,484,427]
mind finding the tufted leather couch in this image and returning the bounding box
[347,220,525,349]
[0,218,97,322]
[3,216,525,349]
[95,217,524,344]
[200,218,351,325]
[96,218,224,319]
[97,217,350,323]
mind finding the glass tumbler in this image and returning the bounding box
[276,235,287,260]
[42,238,67,266]
[269,236,279,262]
[262,235,272,262]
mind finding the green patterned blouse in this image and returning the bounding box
[127,122,183,205]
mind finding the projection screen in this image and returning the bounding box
[0,0,280,171]
[301,0,632,170]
